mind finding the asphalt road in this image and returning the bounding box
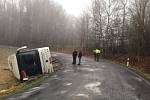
[5,53,150,100]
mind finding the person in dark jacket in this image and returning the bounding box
[72,49,78,64]
[93,50,96,61]
[78,50,82,65]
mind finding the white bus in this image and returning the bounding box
[8,46,54,81]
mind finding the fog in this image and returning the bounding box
[0,0,81,48]
[0,0,150,57]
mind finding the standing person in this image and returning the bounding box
[78,50,82,65]
[72,49,78,64]
[95,48,101,62]
[93,50,96,61]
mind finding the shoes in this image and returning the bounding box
[96,60,99,62]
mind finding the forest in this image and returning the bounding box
[0,0,150,58]
[0,0,81,48]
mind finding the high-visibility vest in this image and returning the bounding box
[95,49,101,54]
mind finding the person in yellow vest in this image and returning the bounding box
[95,48,101,62]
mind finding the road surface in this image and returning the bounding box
[5,53,150,100]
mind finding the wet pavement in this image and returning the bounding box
[5,53,150,100]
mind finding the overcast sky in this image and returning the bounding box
[55,0,91,17]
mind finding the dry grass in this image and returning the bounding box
[0,47,18,90]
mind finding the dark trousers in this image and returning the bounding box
[96,53,100,61]
[94,53,96,61]
[78,57,81,65]
[73,56,77,64]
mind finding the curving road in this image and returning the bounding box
[5,53,150,100]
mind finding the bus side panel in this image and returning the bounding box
[38,47,53,73]
[38,50,45,73]
[8,54,20,80]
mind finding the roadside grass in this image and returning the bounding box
[0,74,53,98]
[0,47,17,91]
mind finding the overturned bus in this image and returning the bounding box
[8,46,54,81]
